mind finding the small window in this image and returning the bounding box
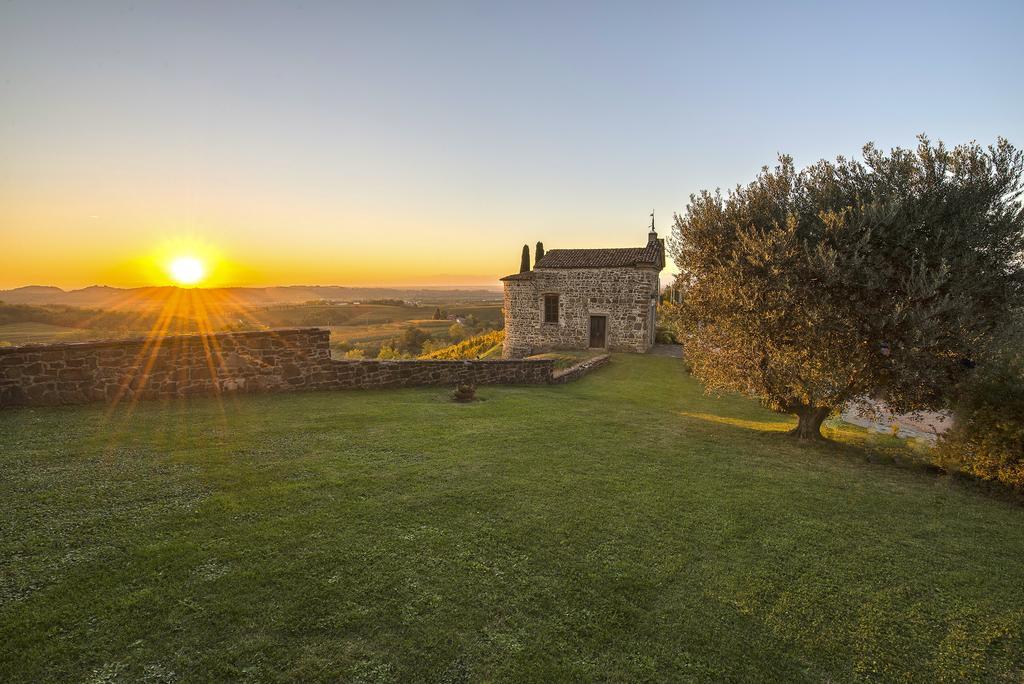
[543,294,559,323]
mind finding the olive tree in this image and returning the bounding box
[669,136,1024,439]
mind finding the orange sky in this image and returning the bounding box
[0,192,671,289]
[4,3,1018,290]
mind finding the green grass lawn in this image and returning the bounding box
[2,355,1023,681]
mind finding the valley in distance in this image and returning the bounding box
[0,284,505,359]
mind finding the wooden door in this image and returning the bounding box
[589,316,606,348]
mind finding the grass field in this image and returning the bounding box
[326,320,452,347]
[0,302,502,349]
[258,303,502,329]
[0,322,90,344]
[2,355,1023,680]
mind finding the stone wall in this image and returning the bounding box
[322,357,554,389]
[503,267,660,358]
[551,354,611,384]
[0,328,332,407]
[0,328,612,408]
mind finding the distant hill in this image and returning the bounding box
[0,285,502,309]
[0,286,67,304]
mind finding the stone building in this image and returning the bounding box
[501,221,665,358]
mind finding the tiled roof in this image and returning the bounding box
[535,241,664,269]
[500,236,665,281]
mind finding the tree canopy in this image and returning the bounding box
[668,136,1024,438]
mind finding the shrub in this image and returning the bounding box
[331,340,353,353]
[448,322,468,343]
[452,383,477,403]
[655,327,678,344]
[377,345,404,360]
[420,330,505,360]
[936,348,1024,490]
[418,339,448,355]
[397,326,430,355]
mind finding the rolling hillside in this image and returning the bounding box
[0,285,502,309]
[0,322,89,345]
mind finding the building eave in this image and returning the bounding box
[500,271,536,282]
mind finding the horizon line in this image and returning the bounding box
[1,282,505,292]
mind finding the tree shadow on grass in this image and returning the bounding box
[673,409,1024,506]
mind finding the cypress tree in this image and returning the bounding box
[535,241,545,266]
[520,245,530,272]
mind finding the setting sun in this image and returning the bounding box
[168,256,206,286]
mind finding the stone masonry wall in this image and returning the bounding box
[551,354,611,384]
[322,357,553,389]
[503,267,659,358]
[0,328,596,408]
[0,328,332,407]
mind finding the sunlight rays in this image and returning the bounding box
[99,284,309,429]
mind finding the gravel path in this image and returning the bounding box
[647,344,683,358]
[840,402,953,443]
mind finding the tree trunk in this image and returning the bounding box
[790,406,830,440]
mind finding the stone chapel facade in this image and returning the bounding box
[501,223,665,358]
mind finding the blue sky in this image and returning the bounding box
[1,0,1022,287]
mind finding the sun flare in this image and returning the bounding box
[168,256,206,286]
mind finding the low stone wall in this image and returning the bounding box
[0,328,333,407]
[0,328,609,408]
[551,354,611,384]
[324,358,554,389]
